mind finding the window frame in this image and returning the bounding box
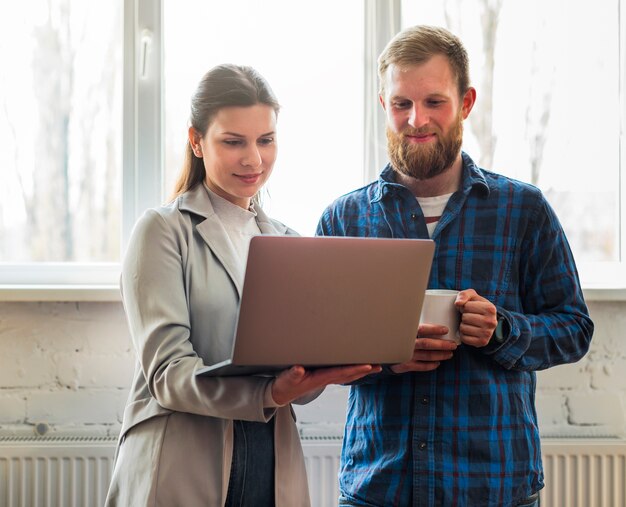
[0,0,161,300]
[382,0,626,292]
[0,0,624,301]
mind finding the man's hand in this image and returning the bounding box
[390,323,458,373]
[455,288,498,347]
[389,286,499,373]
[271,364,381,406]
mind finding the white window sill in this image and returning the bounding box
[582,287,626,302]
[0,285,121,302]
[0,285,622,303]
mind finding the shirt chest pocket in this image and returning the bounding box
[435,235,518,306]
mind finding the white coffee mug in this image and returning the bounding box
[419,289,461,344]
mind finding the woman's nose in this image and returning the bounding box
[242,145,262,167]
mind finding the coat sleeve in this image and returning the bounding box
[121,209,278,422]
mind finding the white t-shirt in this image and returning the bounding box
[416,193,453,238]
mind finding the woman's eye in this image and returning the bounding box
[258,137,274,146]
[223,139,243,146]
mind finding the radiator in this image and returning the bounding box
[540,440,626,507]
[0,437,116,507]
[302,438,342,507]
[1,437,625,507]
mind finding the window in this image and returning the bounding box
[1,0,624,292]
[401,0,624,287]
[0,0,123,287]
[163,0,364,236]
[0,3,123,261]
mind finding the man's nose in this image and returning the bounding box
[408,104,429,129]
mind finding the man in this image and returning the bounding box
[317,25,593,507]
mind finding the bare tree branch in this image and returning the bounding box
[525,38,554,187]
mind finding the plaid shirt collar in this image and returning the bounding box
[371,151,491,204]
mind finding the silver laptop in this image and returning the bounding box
[195,235,435,377]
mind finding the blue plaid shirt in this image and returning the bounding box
[316,152,593,507]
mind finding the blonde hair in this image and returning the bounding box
[378,25,470,98]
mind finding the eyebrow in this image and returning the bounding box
[221,131,275,137]
[390,93,449,101]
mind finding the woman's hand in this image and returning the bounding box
[271,364,381,406]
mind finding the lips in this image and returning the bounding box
[234,173,262,184]
[405,132,436,144]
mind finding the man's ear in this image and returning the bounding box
[379,94,387,111]
[461,87,477,119]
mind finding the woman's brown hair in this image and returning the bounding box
[170,64,280,201]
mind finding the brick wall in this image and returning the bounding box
[0,300,624,439]
[0,302,132,437]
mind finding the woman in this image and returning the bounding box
[105,64,377,506]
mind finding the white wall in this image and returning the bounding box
[0,300,624,439]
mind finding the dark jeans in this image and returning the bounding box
[224,418,275,507]
[338,491,540,506]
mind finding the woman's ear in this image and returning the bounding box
[188,127,203,158]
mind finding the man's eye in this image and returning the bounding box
[393,101,411,109]
[427,100,444,107]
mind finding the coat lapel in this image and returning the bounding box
[196,214,245,297]
[178,185,289,298]
[179,185,244,297]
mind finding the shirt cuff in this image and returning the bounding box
[482,311,511,354]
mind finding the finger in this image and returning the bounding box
[414,338,458,351]
[455,288,477,305]
[321,364,375,378]
[418,323,449,336]
[392,361,441,373]
[460,319,497,338]
[412,350,455,362]
[333,367,381,384]
[456,289,495,309]
[417,330,452,341]
[279,365,306,385]
[458,318,495,347]
[307,364,376,386]
[460,334,491,348]
[340,364,382,378]
[460,315,497,336]
[460,300,497,317]
[460,321,493,337]
[272,366,307,405]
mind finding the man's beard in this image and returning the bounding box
[386,112,464,181]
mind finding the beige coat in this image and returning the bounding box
[105,184,312,507]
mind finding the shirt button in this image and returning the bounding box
[421,395,429,405]
[410,213,417,220]
[418,442,427,450]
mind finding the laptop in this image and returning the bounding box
[195,235,435,377]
